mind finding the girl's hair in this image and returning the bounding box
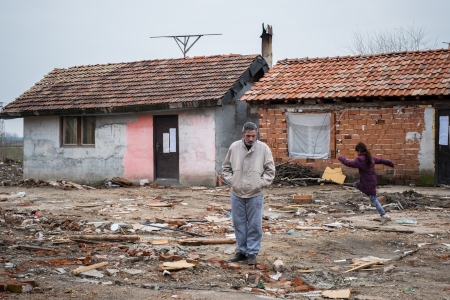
[355,142,373,167]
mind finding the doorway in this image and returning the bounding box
[436,109,450,185]
[154,115,179,179]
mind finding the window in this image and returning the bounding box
[287,113,330,159]
[62,116,95,146]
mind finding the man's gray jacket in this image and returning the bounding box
[222,139,276,198]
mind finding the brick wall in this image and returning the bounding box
[258,105,426,185]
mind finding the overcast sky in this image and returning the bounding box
[1,0,449,137]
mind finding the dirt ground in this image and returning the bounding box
[1,177,450,300]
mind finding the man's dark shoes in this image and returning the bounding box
[229,252,247,262]
[247,254,257,265]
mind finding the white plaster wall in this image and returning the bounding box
[178,108,216,186]
[418,107,435,172]
[24,115,137,184]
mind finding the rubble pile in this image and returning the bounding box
[0,184,449,298]
[0,161,23,186]
[273,162,322,186]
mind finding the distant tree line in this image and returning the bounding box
[2,132,23,142]
[344,23,439,55]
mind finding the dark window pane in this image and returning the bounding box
[63,117,77,145]
[82,117,95,145]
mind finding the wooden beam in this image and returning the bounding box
[72,262,109,275]
[69,235,140,242]
[343,260,381,273]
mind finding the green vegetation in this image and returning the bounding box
[0,146,23,162]
[418,170,435,187]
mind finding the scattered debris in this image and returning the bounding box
[0,162,449,298]
[273,162,322,186]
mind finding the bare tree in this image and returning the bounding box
[344,23,439,55]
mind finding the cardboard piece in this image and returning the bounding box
[322,167,346,184]
[158,260,196,271]
[322,289,351,299]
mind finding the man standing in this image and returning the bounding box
[222,122,275,265]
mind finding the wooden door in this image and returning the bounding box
[154,115,179,179]
[437,109,450,185]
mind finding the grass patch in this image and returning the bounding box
[0,146,23,162]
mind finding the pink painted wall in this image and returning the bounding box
[123,114,154,181]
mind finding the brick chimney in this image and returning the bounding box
[261,23,273,68]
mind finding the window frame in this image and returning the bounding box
[287,112,331,159]
[61,116,96,147]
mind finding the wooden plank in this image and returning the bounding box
[354,225,414,233]
[178,238,236,246]
[72,262,109,275]
[148,202,173,207]
[13,245,56,251]
[158,260,196,271]
[69,235,140,242]
[155,218,187,226]
[292,194,312,204]
[343,260,381,273]
[295,226,325,230]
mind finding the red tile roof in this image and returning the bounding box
[3,54,266,116]
[241,49,450,102]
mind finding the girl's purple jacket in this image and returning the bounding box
[338,153,394,196]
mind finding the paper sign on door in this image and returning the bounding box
[162,129,177,153]
[439,116,449,146]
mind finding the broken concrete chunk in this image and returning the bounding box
[79,269,104,278]
[106,269,120,276]
[273,259,284,272]
[121,268,145,275]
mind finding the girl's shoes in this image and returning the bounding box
[381,214,392,224]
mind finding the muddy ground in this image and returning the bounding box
[0,167,450,299]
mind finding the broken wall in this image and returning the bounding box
[257,104,436,186]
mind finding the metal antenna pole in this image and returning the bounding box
[0,102,4,160]
[151,34,222,58]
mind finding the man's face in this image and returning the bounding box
[243,130,257,146]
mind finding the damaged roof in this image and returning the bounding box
[241,48,450,103]
[2,54,267,117]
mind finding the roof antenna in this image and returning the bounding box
[150,34,222,58]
